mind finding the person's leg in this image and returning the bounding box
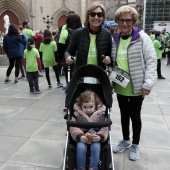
[19,58,25,78]
[45,67,51,86]
[117,94,130,140]
[52,65,60,83]
[32,71,40,92]
[129,96,144,161]
[76,142,87,169]
[52,65,63,87]
[40,55,44,70]
[14,57,21,82]
[113,94,131,153]
[129,96,144,145]
[27,72,34,93]
[157,58,165,79]
[57,62,62,76]
[157,59,161,77]
[89,142,101,169]
[6,58,15,80]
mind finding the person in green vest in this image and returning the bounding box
[111,5,157,161]
[162,28,169,58]
[58,13,82,90]
[22,21,43,77]
[65,2,112,71]
[22,21,36,39]
[39,29,63,89]
[24,38,42,94]
[153,31,166,79]
[149,30,155,41]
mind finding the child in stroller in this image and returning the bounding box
[62,65,114,170]
[70,90,108,170]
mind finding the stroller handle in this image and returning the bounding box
[66,119,112,128]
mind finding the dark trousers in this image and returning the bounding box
[6,57,21,77]
[157,59,161,77]
[167,51,170,65]
[45,65,60,85]
[117,94,144,145]
[19,57,25,77]
[40,55,44,70]
[27,71,39,92]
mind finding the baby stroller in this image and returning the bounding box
[62,64,114,170]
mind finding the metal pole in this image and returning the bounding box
[143,0,146,31]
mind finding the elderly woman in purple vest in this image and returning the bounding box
[110,5,157,161]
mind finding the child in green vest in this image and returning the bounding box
[24,38,42,94]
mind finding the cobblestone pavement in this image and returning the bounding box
[0,58,170,170]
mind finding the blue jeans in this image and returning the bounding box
[76,141,101,169]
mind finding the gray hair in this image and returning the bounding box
[115,5,139,24]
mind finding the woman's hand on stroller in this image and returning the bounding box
[66,56,74,65]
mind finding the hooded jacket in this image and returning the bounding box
[3,34,26,58]
[111,27,157,93]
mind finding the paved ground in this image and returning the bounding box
[0,58,170,170]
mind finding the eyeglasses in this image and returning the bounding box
[118,19,133,25]
[89,12,103,18]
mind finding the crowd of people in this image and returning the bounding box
[148,27,170,79]
[2,1,166,170]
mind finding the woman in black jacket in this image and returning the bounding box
[65,2,112,71]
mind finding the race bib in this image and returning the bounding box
[109,66,130,88]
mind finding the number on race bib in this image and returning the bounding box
[115,74,124,82]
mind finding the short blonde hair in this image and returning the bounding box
[85,2,106,25]
[115,5,139,24]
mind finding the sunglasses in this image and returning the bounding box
[118,19,133,25]
[89,12,103,18]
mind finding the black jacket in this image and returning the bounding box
[65,25,112,70]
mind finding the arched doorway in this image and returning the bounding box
[58,15,67,28]
[0,0,30,33]
[0,11,19,33]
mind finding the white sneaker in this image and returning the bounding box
[113,139,131,153]
[129,144,140,161]
[57,83,63,88]
[34,90,42,94]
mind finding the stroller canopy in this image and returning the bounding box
[65,65,113,107]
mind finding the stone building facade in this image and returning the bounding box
[0,0,144,65]
[0,0,143,33]
[0,0,92,33]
